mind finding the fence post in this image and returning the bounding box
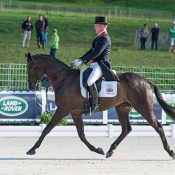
[171,124,175,138]
[0,2,3,11]
[161,107,167,124]
[103,110,108,124]
[108,124,113,138]
[41,89,47,113]
[108,9,111,18]
[115,6,117,16]
[40,123,46,132]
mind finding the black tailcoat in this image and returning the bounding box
[80,32,118,81]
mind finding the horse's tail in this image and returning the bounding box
[148,80,175,121]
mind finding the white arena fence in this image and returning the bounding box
[0,63,175,92]
[0,124,175,138]
[0,63,175,137]
[0,63,27,90]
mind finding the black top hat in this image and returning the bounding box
[94,16,108,25]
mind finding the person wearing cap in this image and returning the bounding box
[169,21,175,53]
[70,16,118,114]
[48,29,59,58]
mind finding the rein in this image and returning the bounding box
[33,63,65,83]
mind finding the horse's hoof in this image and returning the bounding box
[96,147,105,155]
[106,151,113,158]
[26,149,36,155]
[170,150,175,159]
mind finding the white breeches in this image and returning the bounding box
[87,62,102,86]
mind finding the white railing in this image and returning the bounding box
[0,63,175,92]
[0,124,174,137]
[0,63,27,90]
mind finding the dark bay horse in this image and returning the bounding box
[26,53,175,159]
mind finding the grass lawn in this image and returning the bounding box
[0,8,174,68]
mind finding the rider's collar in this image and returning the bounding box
[97,30,107,37]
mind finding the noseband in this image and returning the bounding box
[28,61,66,89]
[28,63,42,86]
[34,64,42,82]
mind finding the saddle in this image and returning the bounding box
[81,67,118,115]
[82,68,102,92]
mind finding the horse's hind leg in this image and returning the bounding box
[140,111,175,159]
[26,108,67,155]
[72,113,105,155]
[106,105,132,158]
[132,95,175,159]
[154,119,175,159]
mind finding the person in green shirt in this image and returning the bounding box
[169,21,175,53]
[48,29,59,58]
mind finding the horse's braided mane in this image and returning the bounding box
[33,54,70,68]
[33,54,80,73]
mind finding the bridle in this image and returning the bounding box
[27,62,43,90]
[28,61,64,86]
[34,64,42,82]
[28,63,41,82]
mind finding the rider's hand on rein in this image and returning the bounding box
[70,59,83,68]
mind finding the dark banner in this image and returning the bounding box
[108,97,162,121]
[47,93,162,123]
[0,91,166,124]
[0,92,42,120]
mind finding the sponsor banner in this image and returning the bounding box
[108,96,162,122]
[47,92,162,123]
[0,96,28,116]
[47,93,56,114]
[0,92,42,120]
[1,91,172,124]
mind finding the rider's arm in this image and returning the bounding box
[80,37,108,64]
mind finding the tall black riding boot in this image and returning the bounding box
[88,84,99,113]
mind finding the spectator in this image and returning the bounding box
[151,23,159,51]
[169,21,175,53]
[48,29,59,58]
[140,24,149,50]
[43,14,49,47]
[35,15,44,48]
[21,16,33,48]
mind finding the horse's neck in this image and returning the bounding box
[43,59,69,77]
[42,59,70,88]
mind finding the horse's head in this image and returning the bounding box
[25,52,45,90]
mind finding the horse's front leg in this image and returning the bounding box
[72,113,105,155]
[26,108,67,155]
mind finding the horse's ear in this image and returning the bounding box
[25,52,32,61]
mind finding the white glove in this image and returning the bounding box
[70,59,83,68]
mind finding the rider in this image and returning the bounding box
[71,16,118,113]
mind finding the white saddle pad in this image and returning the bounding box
[80,67,117,98]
